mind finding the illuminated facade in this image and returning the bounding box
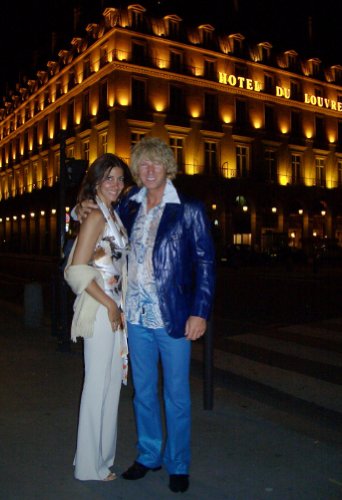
[1,4,342,256]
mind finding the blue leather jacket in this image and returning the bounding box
[118,186,216,338]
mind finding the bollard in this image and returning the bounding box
[24,282,43,328]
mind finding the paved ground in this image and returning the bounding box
[1,298,342,500]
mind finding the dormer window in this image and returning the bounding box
[284,50,298,70]
[228,33,244,56]
[164,15,182,38]
[128,4,146,29]
[257,42,272,63]
[330,65,342,83]
[198,24,215,46]
[307,58,321,78]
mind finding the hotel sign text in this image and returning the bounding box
[218,72,342,112]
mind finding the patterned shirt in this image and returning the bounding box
[125,179,180,328]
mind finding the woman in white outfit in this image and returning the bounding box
[64,153,132,481]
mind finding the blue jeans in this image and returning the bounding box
[127,322,192,474]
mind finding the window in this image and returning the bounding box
[229,34,243,55]
[67,101,74,130]
[168,19,180,38]
[235,63,248,78]
[99,132,108,155]
[82,93,89,120]
[130,9,143,29]
[42,158,49,186]
[99,81,108,115]
[235,99,248,127]
[204,93,218,121]
[170,51,182,72]
[264,74,273,94]
[339,121,342,146]
[84,59,91,78]
[131,131,145,146]
[265,104,275,130]
[204,60,216,80]
[82,140,90,161]
[170,137,184,171]
[315,157,325,187]
[132,78,146,111]
[291,154,301,184]
[132,41,146,65]
[32,161,38,189]
[338,159,342,187]
[315,116,325,142]
[66,146,75,158]
[291,111,301,137]
[169,85,184,115]
[54,152,60,180]
[54,109,60,137]
[290,80,301,100]
[204,141,218,175]
[100,46,108,67]
[264,149,277,182]
[236,145,249,177]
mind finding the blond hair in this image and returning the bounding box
[130,137,177,186]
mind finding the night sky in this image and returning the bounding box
[0,0,341,99]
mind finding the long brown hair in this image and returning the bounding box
[77,153,134,205]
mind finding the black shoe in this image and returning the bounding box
[121,461,161,480]
[169,474,189,493]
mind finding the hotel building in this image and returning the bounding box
[1,3,342,257]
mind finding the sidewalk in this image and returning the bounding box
[1,301,342,500]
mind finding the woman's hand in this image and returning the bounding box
[75,199,99,223]
[107,300,121,331]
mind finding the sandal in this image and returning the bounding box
[103,472,117,481]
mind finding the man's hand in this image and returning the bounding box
[76,199,99,223]
[185,316,207,341]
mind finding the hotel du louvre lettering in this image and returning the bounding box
[218,71,342,112]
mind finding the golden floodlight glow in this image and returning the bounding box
[21,214,26,219]
[65,207,70,212]
[290,232,296,238]
[61,116,68,130]
[13,215,17,221]
[271,206,277,213]
[6,217,10,221]
[75,110,82,125]
[212,204,217,210]
[30,212,35,218]
[328,131,336,143]
[242,205,248,212]
[298,208,303,215]
[304,126,313,139]
[222,114,232,124]
[40,210,45,216]
[279,175,287,186]
[91,103,98,116]
[117,95,129,106]
[252,118,262,129]
[280,122,289,134]
[51,208,57,215]
[116,50,128,61]
[313,231,317,237]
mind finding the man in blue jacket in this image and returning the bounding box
[76,137,215,493]
[119,137,215,493]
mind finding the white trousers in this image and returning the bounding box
[74,305,123,480]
